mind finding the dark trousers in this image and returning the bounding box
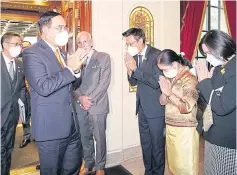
[138,106,165,175]
[1,112,17,175]
[22,122,31,140]
[22,92,31,140]
[36,123,82,175]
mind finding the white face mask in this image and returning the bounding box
[54,31,69,46]
[9,46,21,58]
[127,46,139,56]
[163,69,178,79]
[206,54,224,67]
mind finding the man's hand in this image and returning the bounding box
[124,52,137,71]
[79,96,93,111]
[124,54,133,76]
[67,48,89,72]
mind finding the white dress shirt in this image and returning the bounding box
[138,44,148,66]
[85,49,94,65]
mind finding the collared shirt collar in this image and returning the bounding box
[2,52,16,70]
[139,44,148,57]
[43,39,67,68]
[43,39,57,52]
[86,49,94,65]
[137,45,148,65]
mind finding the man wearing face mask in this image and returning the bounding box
[73,31,111,175]
[17,41,32,148]
[1,32,27,175]
[122,28,165,175]
[22,11,88,175]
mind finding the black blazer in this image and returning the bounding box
[1,53,26,127]
[196,56,236,149]
[128,45,165,118]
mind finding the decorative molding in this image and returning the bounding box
[1,10,39,22]
[1,2,49,12]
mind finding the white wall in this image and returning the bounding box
[92,0,180,160]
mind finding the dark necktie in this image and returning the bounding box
[138,55,143,67]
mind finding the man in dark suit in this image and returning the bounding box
[23,11,88,175]
[18,41,32,148]
[1,32,26,175]
[73,31,111,175]
[122,28,165,175]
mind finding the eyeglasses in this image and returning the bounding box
[5,42,22,47]
[52,25,69,32]
[126,40,138,47]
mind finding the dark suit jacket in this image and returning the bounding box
[17,57,31,120]
[128,45,165,118]
[1,53,26,127]
[196,56,236,149]
[22,39,78,141]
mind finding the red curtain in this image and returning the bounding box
[79,1,92,33]
[180,1,207,61]
[223,0,236,42]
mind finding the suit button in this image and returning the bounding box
[69,103,72,106]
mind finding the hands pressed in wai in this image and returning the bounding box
[79,96,93,111]
[67,48,90,72]
[158,75,172,97]
[124,52,137,76]
[195,59,214,82]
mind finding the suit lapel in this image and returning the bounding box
[145,44,151,58]
[1,53,12,90]
[59,49,67,63]
[12,60,21,94]
[38,39,63,69]
[140,45,151,69]
[84,51,98,76]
